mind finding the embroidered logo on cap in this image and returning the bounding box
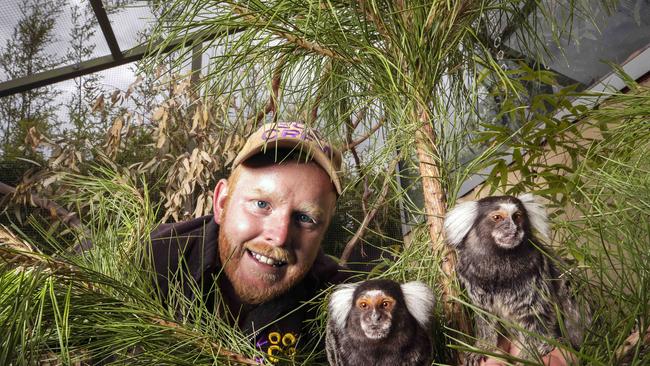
[260,122,332,156]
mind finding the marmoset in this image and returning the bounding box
[325,279,435,366]
[444,194,589,365]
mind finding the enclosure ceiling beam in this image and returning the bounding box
[0,27,243,98]
[90,0,123,61]
[0,47,142,98]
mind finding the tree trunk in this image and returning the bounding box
[414,116,471,363]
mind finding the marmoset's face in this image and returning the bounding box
[213,161,336,304]
[480,198,527,249]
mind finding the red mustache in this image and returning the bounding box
[244,241,296,265]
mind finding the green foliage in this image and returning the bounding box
[144,0,567,193]
[0,169,264,365]
[2,0,649,365]
[477,69,650,209]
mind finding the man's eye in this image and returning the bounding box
[256,200,270,209]
[296,213,315,224]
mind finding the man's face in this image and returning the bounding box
[213,161,337,304]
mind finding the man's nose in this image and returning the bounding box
[263,212,291,246]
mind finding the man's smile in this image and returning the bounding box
[247,248,288,267]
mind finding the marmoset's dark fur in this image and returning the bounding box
[444,194,589,365]
[325,279,435,366]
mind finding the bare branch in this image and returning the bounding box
[351,107,367,129]
[309,88,323,123]
[342,118,385,152]
[345,119,368,214]
[254,56,285,125]
[340,158,399,265]
[415,113,470,363]
[0,181,82,229]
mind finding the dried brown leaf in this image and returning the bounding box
[92,94,105,112]
[41,173,61,188]
[25,127,42,150]
[0,225,37,252]
[108,117,124,138]
[110,90,121,106]
[152,107,165,121]
[199,151,211,162]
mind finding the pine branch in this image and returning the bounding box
[230,4,348,61]
[0,230,259,365]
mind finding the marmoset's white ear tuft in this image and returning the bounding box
[328,283,359,330]
[401,281,435,329]
[444,201,479,247]
[518,193,550,240]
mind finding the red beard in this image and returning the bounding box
[217,219,310,304]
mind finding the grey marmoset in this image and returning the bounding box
[444,194,590,365]
[325,279,435,366]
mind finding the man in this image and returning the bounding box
[150,122,349,363]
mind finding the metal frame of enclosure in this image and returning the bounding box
[1,1,649,99]
[0,0,232,98]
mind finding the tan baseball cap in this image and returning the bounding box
[232,122,343,195]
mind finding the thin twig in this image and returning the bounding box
[254,56,285,124]
[356,0,390,42]
[309,59,333,123]
[340,158,399,265]
[351,107,367,129]
[344,117,368,214]
[309,91,322,123]
[342,118,385,152]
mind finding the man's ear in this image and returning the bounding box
[213,179,229,224]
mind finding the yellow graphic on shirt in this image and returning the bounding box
[266,331,297,363]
